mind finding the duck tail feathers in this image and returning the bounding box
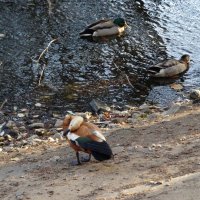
[79,29,94,37]
[78,140,113,161]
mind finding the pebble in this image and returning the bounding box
[190,89,200,100]
[35,103,42,107]
[3,146,13,152]
[11,157,20,161]
[54,119,63,128]
[17,113,25,118]
[52,133,63,140]
[34,128,46,135]
[29,123,45,129]
[48,137,55,142]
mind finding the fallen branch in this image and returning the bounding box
[125,74,134,88]
[36,38,58,63]
[0,99,7,110]
[38,64,46,86]
[33,38,58,86]
[47,0,53,15]
[113,63,134,89]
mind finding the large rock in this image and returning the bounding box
[89,99,111,114]
[146,86,184,107]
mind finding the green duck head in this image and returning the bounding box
[113,18,127,27]
[180,54,190,64]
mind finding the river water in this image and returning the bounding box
[144,0,200,89]
[0,0,199,113]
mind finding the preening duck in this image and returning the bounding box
[63,115,113,165]
[147,54,191,78]
[79,18,128,37]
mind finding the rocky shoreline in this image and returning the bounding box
[1,91,199,154]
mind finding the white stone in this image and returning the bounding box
[35,103,42,107]
[17,113,25,118]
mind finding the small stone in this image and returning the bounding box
[89,99,111,114]
[54,119,63,128]
[32,115,40,119]
[21,140,28,145]
[15,191,25,200]
[111,118,126,124]
[0,33,5,39]
[34,128,46,135]
[0,147,3,152]
[33,138,43,143]
[147,113,160,121]
[6,120,16,128]
[52,133,63,140]
[29,123,44,129]
[48,137,55,142]
[162,104,181,115]
[17,113,25,118]
[27,135,39,141]
[190,89,200,100]
[170,83,183,91]
[35,103,42,107]
[20,108,28,112]
[11,157,20,161]
[14,106,18,111]
[3,146,13,152]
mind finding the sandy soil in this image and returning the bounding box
[1,105,200,200]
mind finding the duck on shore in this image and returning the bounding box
[79,18,128,38]
[63,115,113,165]
[147,54,191,78]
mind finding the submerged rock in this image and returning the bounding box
[190,89,200,100]
[146,86,184,107]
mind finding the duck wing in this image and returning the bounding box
[86,19,111,30]
[151,59,179,69]
[155,62,188,77]
[80,19,114,37]
[148,59,180,75]
[76,137,113,161]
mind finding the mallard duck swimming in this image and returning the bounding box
[63,115,113,165]
[79,18,128,37]
[147,54,191,78]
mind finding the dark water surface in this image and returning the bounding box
[0,0,199,113]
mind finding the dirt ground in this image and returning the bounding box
[1,105,200,200]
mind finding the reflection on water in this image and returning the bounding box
[0,0,199,112]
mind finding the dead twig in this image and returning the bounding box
[37,38,58,63]
[47,0,53,15]
[0,99,7,110]
[33,38,58,86]
[113,63,134,89]
[125,74,135,88]
[38,64,46,86]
